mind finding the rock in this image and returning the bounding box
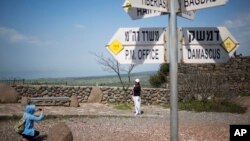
[0,83,19,103]
[70,95,79,107]
[47,122,73,141]
[41,90,48,95]
[87,87,103,103]
[109,99,116,103]
[21,97,29,106]
[197,94,203,101]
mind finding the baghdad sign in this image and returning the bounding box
[180,0,229,11]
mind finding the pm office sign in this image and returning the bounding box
[106,27,166,64]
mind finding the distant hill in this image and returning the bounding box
[13,71,158,87]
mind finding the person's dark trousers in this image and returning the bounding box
[20,130,40,140]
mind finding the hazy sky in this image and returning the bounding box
[0,0,250,79]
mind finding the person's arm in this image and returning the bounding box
[29,112,44,121]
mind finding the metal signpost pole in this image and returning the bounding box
[168,0,178,140]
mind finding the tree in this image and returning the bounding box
[94,53,135,91]
[149,63,169,88]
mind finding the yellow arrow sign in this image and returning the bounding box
[221,37,237,53]
[108,39,124,55]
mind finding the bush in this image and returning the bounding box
[163,100,247,114]
[149,63,169,87]
[113,103,133,110]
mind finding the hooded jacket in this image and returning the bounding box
[22,104,44,136]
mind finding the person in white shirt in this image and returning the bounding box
[132,78,141,115]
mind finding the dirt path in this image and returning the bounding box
[0,97,249,141]
[1,111,249,141]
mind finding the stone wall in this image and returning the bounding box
[101,87,169,105]
[178,57,250,97]
[13,85,170,105]
[13,85,92,104]
[10,57,250,105]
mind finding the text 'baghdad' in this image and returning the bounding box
[184,0,217,7]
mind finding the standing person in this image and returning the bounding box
[20,104,44,141]
[132,78,141,115]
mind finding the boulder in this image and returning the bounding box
[87,87,103,103]
[47,122,73,141]
[70,95,79,107]
[0,83,19,103]
[21,97,29,106]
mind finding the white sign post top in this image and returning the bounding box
[123,6,195,20]
[107,27,166,46]
[126,0,168,12]
[180,0,229,11]
[123,0,195,20]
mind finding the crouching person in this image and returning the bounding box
[20,104,44,141]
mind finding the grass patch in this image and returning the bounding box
[163,101,247,114]
[113,103,133,110]
[239,93,250,96]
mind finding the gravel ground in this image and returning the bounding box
[1,111,249,141]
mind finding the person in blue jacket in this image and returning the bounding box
[20,104,44,141]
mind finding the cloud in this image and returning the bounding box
[224,13,250,29]
[224,12,250,56]
[73,23,86,30]
[0,26,40,44]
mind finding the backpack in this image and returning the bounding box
[14,116,25,134]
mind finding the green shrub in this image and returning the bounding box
[113,103,133,110]
[239,93,250,96]
[163,100,247,114]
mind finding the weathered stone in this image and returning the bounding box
[87,87,103,103]
[41,90,48,95]
[0,83,19,103]
[21,97,29,106]
[47,122,73,141]
[109,99,116,103]
[70,95,79,107]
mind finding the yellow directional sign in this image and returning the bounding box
[122,0,132,8]
[221,37,237,53]
[108,39,124,55]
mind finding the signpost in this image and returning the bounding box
[125,0,168,12]
[123,6,166,20]
[106,0,237,141]
[181,27,239,63]
[177,10,195,20]
[180,0,229,11]
[106,27,167,64]
[123,0,195,20]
